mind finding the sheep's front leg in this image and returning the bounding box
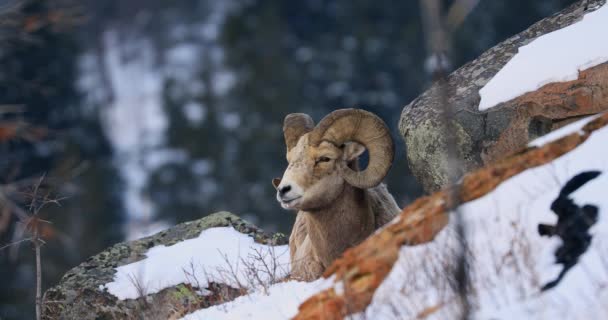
[291,235,324,281]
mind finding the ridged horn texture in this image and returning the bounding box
[283,113,315,151]
[309,108,394,189]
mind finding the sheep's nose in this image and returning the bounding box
[278,185,292,197]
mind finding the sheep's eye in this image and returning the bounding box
[317,156,331,163]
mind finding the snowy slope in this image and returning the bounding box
[95,116,608,319]
[171,115,608,319]
[360,115,608,319]
[148,4,608,315]
[479,3,608,111]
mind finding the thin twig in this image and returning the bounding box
[35,231,42,320]
[0,171,64,319]
[0,236,32,250]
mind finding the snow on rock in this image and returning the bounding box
[181,279,333,320]
[479,3,608,111]
[528,114,601,147]
[100,227,289,300]
[361,116,608,319]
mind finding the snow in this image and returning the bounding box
[77,1,238,241]
[100,227,290,300]
[97,31,172,240]
[478,3,608,111]
[144,148,189,171]
[181,279,333,320]
[182,102,207,124]
[528,114,600,147]
[360,116,608,319]
[102,32,167,152]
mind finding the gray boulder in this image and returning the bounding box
[42,212,287,320]
[400,0,608,192]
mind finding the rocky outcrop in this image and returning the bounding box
[399,0,608,192]
[295,112,608,319]
[41,212,287,320]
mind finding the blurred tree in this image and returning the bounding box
[143,0,577,232]
[0,1,122,319]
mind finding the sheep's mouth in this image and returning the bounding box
[280,196,301,209]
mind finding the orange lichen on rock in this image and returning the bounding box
[482,62,608,164]
[515,62,608,116]
[294,112,608,320]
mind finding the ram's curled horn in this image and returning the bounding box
[283,113,315,151]
[309,108,394,189]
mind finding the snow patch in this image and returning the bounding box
[479,3,608,111]
[528,114,601,147]
[100,227,290,300]
[181,279,333,320]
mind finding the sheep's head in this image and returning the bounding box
[273,109,394,211]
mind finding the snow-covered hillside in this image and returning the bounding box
[359,114,608,319]
[97,113,608,320]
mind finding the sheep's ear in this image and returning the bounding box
[272,178,282,189]
[342,142,366,162]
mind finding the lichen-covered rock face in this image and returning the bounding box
[41,212,287,320]
[400,0,608,192]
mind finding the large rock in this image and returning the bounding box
[399,0,608,192]
[41,212,287,320]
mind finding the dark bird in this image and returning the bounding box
[538,170,601,291]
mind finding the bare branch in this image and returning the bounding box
[35,235,42,320]
[0,237,32,251]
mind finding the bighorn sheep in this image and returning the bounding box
[273,108,401,281]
